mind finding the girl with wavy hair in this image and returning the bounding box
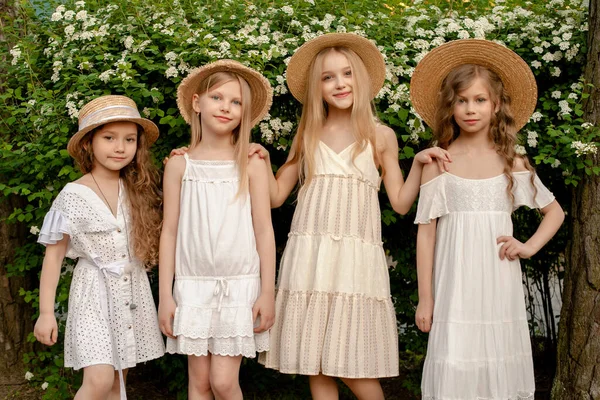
[252,33,451,399]
[410,39,565,399]
[34,95,165,399]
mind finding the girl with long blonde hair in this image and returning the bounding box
[158,60,275,400]
[253,33,450,400]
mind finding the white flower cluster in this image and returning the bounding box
[526,130,538,148]
[515,144,527,155]
[10,45,21,65]
[571,141,598,157]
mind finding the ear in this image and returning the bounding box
[192,93,202,114]
[494,101,501,114]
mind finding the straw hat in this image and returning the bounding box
[67,95,159,158]
[410,39,537,131]
[286,33,386,103]
[177,59,273,127]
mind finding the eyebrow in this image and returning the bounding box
[321,66,351,75]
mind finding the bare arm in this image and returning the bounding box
[158,155,185,338]
[34,236,69,345]
[379,125,450,215]
[247,155,276,332]
[249,140,299,208]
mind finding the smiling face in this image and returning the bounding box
[452,77,498,137]
[320,50,354,111]
[90,121,138,174]
[193,79,243,136]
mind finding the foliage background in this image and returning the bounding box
[1,0,598,398]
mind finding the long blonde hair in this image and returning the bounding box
[434,64,536,202]
[189,72,252,195]
[72,127,162,266]
[282,47,381,187]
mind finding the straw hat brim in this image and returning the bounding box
[410,39,537,132]
[286,33,386,103]
[177,60,273,127]
[67,117,159,158]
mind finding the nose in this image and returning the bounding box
[115,138,125,153]
[335,75,346,89]
[220,101,230,113]
[465,100,475,114]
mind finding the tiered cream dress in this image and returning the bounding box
[260,141,399,378]
[415,171,555,400]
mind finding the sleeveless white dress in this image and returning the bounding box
[260,141,399,378]
[166,154,269,357]
[415,171,555,400]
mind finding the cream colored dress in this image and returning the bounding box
[415,171,555,400]
[260,141,399,378]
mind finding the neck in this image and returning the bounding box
[197,131,234,152]
[454,130,494,151]
[324,106,352,131]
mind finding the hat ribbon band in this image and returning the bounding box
[79,105,141,130]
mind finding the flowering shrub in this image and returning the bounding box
[1,0,597,397]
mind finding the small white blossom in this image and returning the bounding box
[164,51,178,62]
[558,100,572,114]
[551,159,561,168]
[75,1,85,8]
[542,52,555,62]
[515,144,527,155]
[551,91,562,99]
[581,122,593,129]
[165,66,178,78]
[530,111,543,123]
[571,141,598,156]
[75,10,87,21]
[568,92,578,100]
[281,5,293,16]
[99,69,115,83]
[63,10,75,21]
[457,30,470,39]
[551,67,561,77]
[25,371,34,381]
[124,36,134,50]
[64,25,75,36]
[30,226,40,235]
[386,254,398,270]
[9,45,21,65]
[526,130,538,148]
[531,60,542,69]
[51,11,62,21]
[41,382,49,390]
[142,107,151,117]
[532,46,543,54]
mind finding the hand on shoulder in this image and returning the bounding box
[421,161,443,185]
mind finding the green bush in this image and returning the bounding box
[1,0,598,397]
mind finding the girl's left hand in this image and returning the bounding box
[415,146,452,173]
[496,236,535,261]
[252,293,275,333]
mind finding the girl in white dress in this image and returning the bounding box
[158,60,275,400]
[252,33,451,400]
[410,39,565,399]
[33,95,165,400]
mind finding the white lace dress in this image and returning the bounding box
[38,182,165,371]
[415,171,555,400]
[166,154,269,357]
[260,141,399,378]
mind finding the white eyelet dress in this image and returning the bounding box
[414,171,555,400]
[166,154,269,357]
[259,141,399,378]
[38,182,165,399]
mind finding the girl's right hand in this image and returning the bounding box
[415,146,452,173]
[34,313,58,346]
[158,296,177,339]
[415,297,434,333]
[248,143,269,160]
[163,146,189,165]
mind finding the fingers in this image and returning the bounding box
[50,326,58,345]
[415,315,432,333]
[160,321,176,339]
[497,236,520,261]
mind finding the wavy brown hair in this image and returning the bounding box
[71,125,162,266]
[434,64,535,203]
[281,47,382,187]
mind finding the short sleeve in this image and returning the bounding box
[38,189,73,246]
[38,209,71,245]
[513,172,555,210]
[414,175,449,224]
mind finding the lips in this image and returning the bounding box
[334,92,351,98]
[215,115,232,122]
[464,119,479,125]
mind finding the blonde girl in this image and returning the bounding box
[158,60,275,400]
[410,39,565,399]
[254,33,451,400]
[33,95,165,400]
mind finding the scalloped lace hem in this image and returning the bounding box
[166,334,269,358]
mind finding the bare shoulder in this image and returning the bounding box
[375,123,396,141]
[164,154,186,176]
[421,161,442,185]
[247,153,267,177]
[512,156,529,172]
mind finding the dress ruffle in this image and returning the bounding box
[38,209,71,244]
[259,289,399,378]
